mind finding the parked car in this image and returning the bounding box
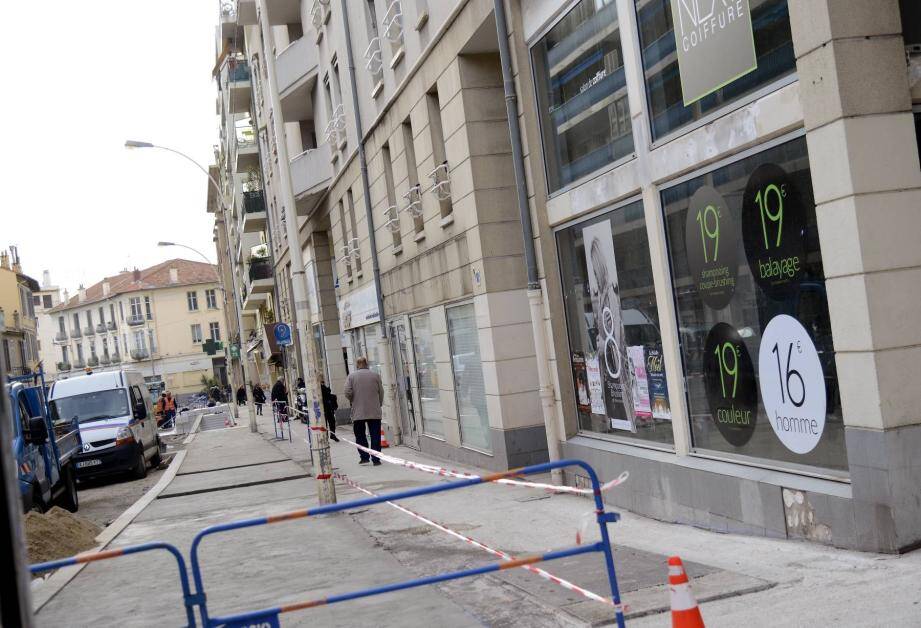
[8,370,81,512]
[48,369,160,480]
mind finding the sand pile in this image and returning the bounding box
[24,506,102,565]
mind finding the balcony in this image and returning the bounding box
[96,323,107,334]
[130,349,150,361]
[83,325,96,337]
[54,331,68,343]
[237,0,258,24]
[242,190,267,232]
[290,143,333,215]
[87,356,99,367]
[382,0,405,66]
[247,257,274,294]
[310,0,331,35]
[235,125,259,170]
[73,359,86,369]
[110,353,122,364]
[71,328,82,339]
[107,320,117,331]
[227,59,252,114]
[219,2,239,39]
[323,104,347,148]
[265,0,301,25]
[364,37,384,95]
[241,282,268,312]
[277,37,319,118]
[127,315,145,326]
[56,362,71,371]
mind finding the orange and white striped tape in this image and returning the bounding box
[337,436,629,496]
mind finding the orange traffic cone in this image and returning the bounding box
[380,427,389,448]
[668,556,704,627]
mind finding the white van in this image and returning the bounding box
[48,370,160,479]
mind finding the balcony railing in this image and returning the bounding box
[57,362,71,371]
[248,258,273,281]
[99,355,111,366]
[130,349,150,361]
[111,353,122,364]
[364,37,383,81]
[384,205,401,232]
[83,325,96,337]
[127,315,145,326]
[243,190,266,214]
[323,104,346,146]
[96,323,107,334]
[87,356,99,367]
[107,320,117,331]
[382,1,404,45]
[310,0,330,33]
[54,331,68,343]
[428,162,452,201]
[73,359,86,369]
[403,184,424,218]
[71,328,82,338]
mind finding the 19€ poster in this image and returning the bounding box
[582,220,636,432]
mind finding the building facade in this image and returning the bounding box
[44,259,230,396]
[211,0,921,552]
[0,247,40,377]
[33,270,64,379]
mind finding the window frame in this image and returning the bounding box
[191,324,203,344]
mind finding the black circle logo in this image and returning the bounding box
[703,323,758,447]
[741,163,806,300]
[684,186,739,310]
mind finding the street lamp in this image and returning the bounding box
[127,139,258,432]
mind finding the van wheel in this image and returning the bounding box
[58,464,79,513]
[151,436,162,468]
[132,445,148,479]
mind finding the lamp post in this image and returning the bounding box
[126,140,257,432]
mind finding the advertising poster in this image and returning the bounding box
[572,352,592,414]
[703,323,758,447]
[582,220,635,432]
[585,355,605,415]
[684,185,739,310]
[645,347,671,420]
[629,345,652,419]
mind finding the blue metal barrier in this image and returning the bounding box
[188,459,626,628]
[30,541,198,627]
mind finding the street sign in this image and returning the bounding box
[274,322,293,347]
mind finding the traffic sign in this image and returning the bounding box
[274,322,293,347]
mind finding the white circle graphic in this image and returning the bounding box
[758,314,826,454]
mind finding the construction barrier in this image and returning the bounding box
[188,459,627,627]
[270,401,293,443]
[29,541,198,627]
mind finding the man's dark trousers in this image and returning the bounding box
[353,419,382,462]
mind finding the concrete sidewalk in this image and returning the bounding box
[34,408,921,626]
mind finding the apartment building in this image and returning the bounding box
[33,270,64,379]
[0,247,39,376]
[45,259,229,395]
[211,0,921,552]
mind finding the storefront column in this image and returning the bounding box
[791,0,921,551]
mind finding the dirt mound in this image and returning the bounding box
[24,506,102,565]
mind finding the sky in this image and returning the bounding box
[0,1,221,297]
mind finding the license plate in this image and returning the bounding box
[76,459,102,469]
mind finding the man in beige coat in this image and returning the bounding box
[344,356,384,465]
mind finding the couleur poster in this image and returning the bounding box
[582,220,635,432]
[629,345,652,418]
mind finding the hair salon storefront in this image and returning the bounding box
[525,0,921,552]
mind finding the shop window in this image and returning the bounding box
[410,312,443,437]
[661,136,846,473]
[447,304,490,452]
[635,0,794,141]
[532,0,633,193]
[557,200,673,445]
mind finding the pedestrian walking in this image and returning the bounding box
[252,383,266,415]
[236,385,247,406]
[319,374,340,442]
[271,377,288,422]
[344,357,384,465]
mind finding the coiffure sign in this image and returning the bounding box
[670,0,757,105]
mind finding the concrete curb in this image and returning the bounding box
[30,448,189,613]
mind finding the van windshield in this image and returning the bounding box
[49,390,130,424]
